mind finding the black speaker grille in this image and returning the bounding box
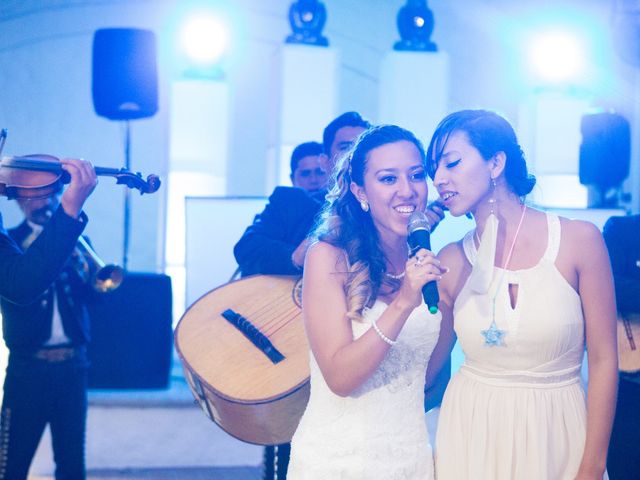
[92,28,159,121]
[579,112,630,190]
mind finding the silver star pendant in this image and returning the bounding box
[481,321,506,347]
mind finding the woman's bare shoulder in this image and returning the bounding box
[437,238,470,301]
[437,239,466,266]
[306,240,349,272]
[558,216,603,244]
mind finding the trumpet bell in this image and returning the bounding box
[94,265,125,293]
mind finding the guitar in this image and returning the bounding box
[617,313,640,373]
[174,274,310,446]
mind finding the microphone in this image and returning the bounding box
[407,211,440,314]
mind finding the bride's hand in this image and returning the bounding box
[397,248,446,310]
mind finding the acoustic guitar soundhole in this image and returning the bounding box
[293,277,303,308]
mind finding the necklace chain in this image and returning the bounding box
[499,205,527,271]
[474,205,527,270]
[480,205,527,347]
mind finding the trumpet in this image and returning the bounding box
[75,237,125,292]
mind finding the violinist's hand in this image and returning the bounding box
[60,158,97,219]
[396,247,447,310]
[425,199,446,232]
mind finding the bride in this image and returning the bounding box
[286,124,450,479]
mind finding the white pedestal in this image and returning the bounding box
[272,44,339,187]
[378,51,449,148]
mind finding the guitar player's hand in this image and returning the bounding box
[425,199,446,232]
[60,158,97,219]
[291,238,312,271]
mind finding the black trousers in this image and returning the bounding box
[0,349,88,480]
[607,377,640,480]
[263,443,290,480]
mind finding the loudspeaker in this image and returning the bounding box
[87,273,173,389]
[92,28,158,120]
[579,112,630,190]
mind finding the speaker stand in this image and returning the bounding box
[123,119,131,271]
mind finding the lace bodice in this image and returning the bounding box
[287,300,440,479]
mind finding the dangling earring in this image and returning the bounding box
[488,177,497,216]
[360,199,369,212]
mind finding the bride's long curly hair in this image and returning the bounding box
[310,125,426,322]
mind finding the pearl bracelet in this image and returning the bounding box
[372,320,397,346]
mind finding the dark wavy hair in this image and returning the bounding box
[311,125,426,320]
[322,111,371,156]
[426,109,536,196]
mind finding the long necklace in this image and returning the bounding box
[479,205,527,347]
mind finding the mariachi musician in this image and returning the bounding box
[603,214,640,479]
[0,188,109,480]
[0,137,159,479]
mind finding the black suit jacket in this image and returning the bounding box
[0,209,90,352]
[0,206,86,304]
[234,186,325,276]
[603,214,640,315]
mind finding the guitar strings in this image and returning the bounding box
[263,304,300,336]
[261,300,300,336]
[235,294,283,324]
[238,294,301,338]
[246,295,293,329]
[265,306,301,336]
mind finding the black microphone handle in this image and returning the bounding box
[422,279,440,315]
[407,227,440,314]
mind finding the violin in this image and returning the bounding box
[0,154,161,200]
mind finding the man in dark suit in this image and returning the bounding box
[603,214,640,480]
[0,157,97,480]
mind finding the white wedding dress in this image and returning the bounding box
[287,300,440,480]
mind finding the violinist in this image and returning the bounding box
[0,157,97,480]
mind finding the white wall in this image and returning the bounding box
[0,0,636,277]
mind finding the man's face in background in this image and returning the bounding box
[291,154,328,192]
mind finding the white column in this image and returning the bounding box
[165,78,230,322]
[378,51,449,149]
[270,44,339,188]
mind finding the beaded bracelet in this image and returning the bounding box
[372,320,397,346]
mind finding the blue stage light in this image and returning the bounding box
[498,6,611,93]
[527,29,586,84]
[161,2,241,80]
[178,13,229,68]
